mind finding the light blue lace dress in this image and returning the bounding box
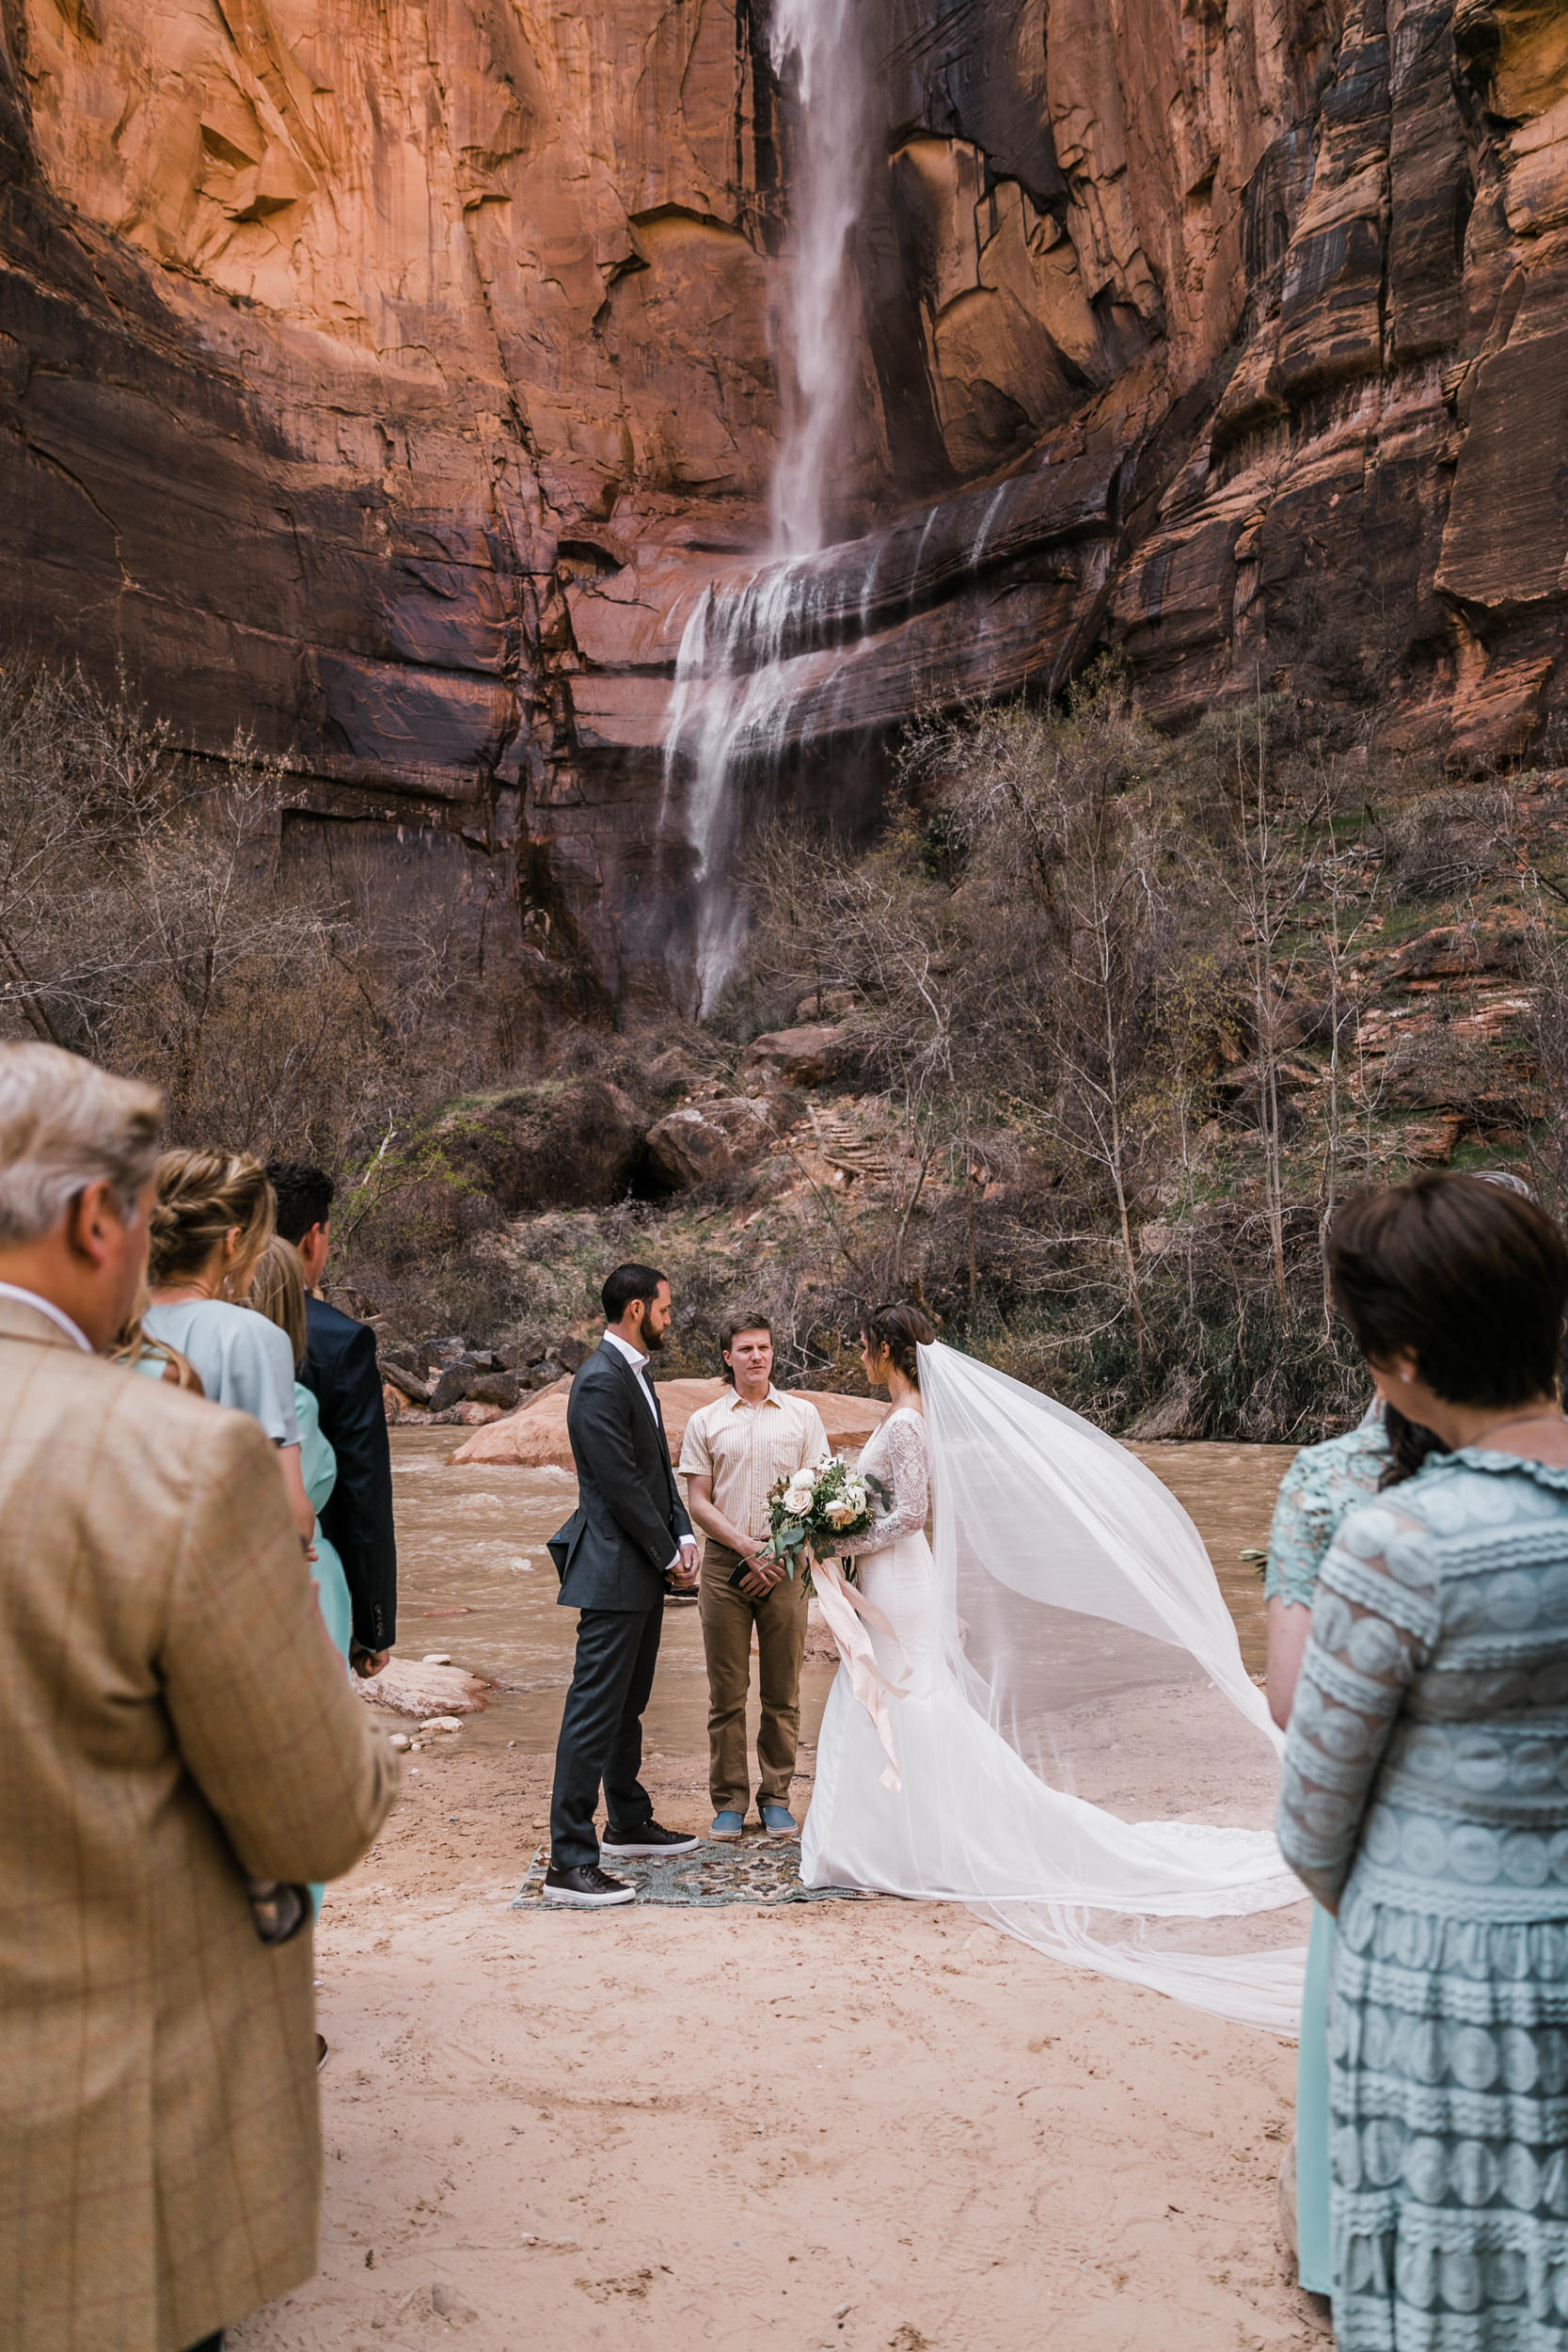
[1278,1451,1568,2349]
[1268,1421,1392,2296]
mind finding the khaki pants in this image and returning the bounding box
[699,1540,808,1817]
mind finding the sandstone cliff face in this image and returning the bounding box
[1,0,1565,1008]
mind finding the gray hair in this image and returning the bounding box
[0,1044,164,1247]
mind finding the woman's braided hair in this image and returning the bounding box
[860,1299,936,1388]
[148,1148,275,1292]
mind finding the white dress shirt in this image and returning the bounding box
[602,1327,659,1420]
[0,1282,93,1354]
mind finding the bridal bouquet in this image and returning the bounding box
[762,1454,888,1591]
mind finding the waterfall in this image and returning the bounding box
[661,558,830,1010]
[661,0,871,1012]
[767,0,867,560]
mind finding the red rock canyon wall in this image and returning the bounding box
[0,0,1564,1007]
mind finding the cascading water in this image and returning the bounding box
[661,0,870,1012]
[767,0,865,562]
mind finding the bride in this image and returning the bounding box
[800,1302,1306,2031]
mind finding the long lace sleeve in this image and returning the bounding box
[837,1410,929,1558]
[1276,1494,1440,1909]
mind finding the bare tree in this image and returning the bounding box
[1313,788,1384,1327]
[1220,699,1311,1312]
[908,673,1172,1361]
[0,664,167,1045]
[0,660,464,1170]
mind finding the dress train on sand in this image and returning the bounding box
[800,1354,1307,2033]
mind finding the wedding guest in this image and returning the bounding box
[1278,1173,1568,2349]
[679,1312,829,1840]
[0,1042,396,2352]
[114,1280,204,1390]
[142,1150,315,1551]
[545,1263,700,1905]
[252,1235,356,1935]
[1263,1401,1440,2299]
[266,1160,397,1678]
[252,1237,354,1667]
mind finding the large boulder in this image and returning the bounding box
[450,1375,889,1469]
[346,1079,646,1262]
[741,1025,861,1088]
[644,1096,780,1190]
[421,1079,647,1213]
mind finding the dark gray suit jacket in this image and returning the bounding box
[547,1341,693,1612]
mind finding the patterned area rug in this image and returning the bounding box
[511,1839,865,1910]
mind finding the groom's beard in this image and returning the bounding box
[636,1311,666,1354]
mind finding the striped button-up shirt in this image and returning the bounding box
[677,1387,830,1545]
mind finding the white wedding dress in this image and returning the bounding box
[800,1347,1307,2031]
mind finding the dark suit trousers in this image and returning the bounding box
[549,1602,664,1869]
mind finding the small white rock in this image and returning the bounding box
[388,1732,412,1753]
[409,1740,423,1753]
[420,1715,465,1735]
[421,1652,452,1666]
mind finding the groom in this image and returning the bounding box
[545,1263,701,1906]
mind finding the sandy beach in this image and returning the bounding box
[232,1747,1326,2350]
[230,1435,1325,2350]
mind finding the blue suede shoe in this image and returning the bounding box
[709,1810,745,1840]
[759,1804,798,1839]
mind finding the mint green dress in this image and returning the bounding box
[296,1382,352,1664]
[1267,1420,1391,2295]
[296,1382,352,1918]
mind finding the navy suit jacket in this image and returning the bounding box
[548,1342,692,1612]
[302,1294,397,1651]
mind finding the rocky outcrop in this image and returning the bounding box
[357,1657,495,1718]
[742,1024,863,1087]
[347,1079,645,1263]
[644,1095,782,1189]
[451,1374,889,1468]
[2,1,1567,1009]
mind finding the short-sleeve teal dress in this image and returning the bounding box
[1267,1420,1391,2295]
[142,1300,353,1914]
[140,1297,300,1445]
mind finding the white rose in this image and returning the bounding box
[844,1480,867,1512]
[825,1499,856,1529]
[784,1478,816,1515]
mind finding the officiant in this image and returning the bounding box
[679,1314,828,1842]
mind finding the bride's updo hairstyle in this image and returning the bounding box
[860,1300,936,1387]
[149,1148,275,1294]
[1328,1173,1568,1410]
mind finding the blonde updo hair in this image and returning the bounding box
[149,1149,275,1295]
[249,1235,308,1372]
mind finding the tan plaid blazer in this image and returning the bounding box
[0,1295,399,2350]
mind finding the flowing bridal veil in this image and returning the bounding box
[917,1343,1307,2032]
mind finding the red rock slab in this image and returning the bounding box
[449,1375,888,1469]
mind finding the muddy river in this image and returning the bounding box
[388,1430,1297,1757]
